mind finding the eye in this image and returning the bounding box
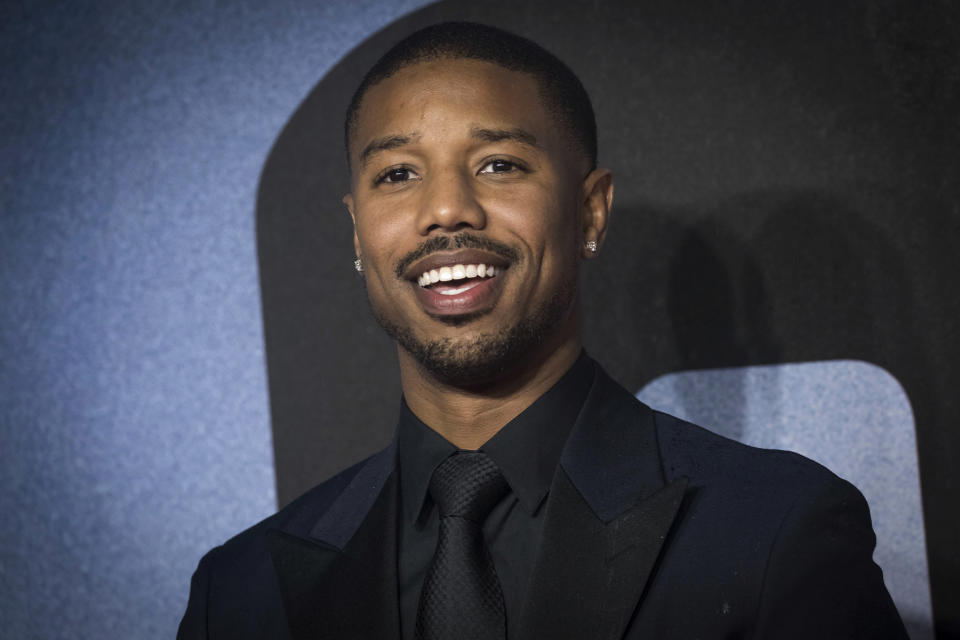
[376,166,418,184]
[478,158,524,175]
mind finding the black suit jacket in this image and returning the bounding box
[178,364,907,639]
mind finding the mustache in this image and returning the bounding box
[394,233,520,278]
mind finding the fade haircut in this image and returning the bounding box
[344,21,598,169]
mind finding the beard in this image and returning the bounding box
[371,278,577,387]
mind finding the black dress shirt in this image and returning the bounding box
[395,352,595,639]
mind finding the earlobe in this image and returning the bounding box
[580,168,614,258]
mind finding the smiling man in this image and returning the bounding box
[179,22,907,639]
[342,47,609,450]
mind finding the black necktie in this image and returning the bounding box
[414,451,509,640]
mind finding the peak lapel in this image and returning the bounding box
[517,364,689,639]
[517,470,687,639]
[267,446,401,639]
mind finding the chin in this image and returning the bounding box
[373,282,576,387]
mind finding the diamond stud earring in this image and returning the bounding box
[354,258,363,273]
[585,241,598,253]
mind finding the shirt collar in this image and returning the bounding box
[397,351,596,526]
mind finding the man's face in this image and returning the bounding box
[344,58,604,385]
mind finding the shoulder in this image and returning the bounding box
[572,362,851,524]
[630,407,905,636]
[590,361,845,504]
[207,453,377,567]
[178,452,389,638]
[191,454,377,592]
[642,403,871,566]
[647,406,886,602]
[651,407,848,502]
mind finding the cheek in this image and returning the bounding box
[501,189,579,257]
[489,180,569,230]
[355,208,405,269]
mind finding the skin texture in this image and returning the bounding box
[344,58,613,449]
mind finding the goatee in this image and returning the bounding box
[373,280,576,387]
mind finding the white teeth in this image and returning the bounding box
[417,263,501,287]
[438,284,472,296]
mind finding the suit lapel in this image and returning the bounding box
[264,364,685,639]
[518,470,686,639]
[518,365,688,639]
[267,445,401,639]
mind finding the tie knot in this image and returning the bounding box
[429,452,508,521]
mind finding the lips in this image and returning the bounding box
[403,249,510,317]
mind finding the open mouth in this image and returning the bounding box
[416,263,500,295]
[404,247,511,317]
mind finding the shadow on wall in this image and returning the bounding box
[255,0,959,634]
[669,212,781,443]
[594,191,912,423]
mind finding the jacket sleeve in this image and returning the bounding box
[752,475,908,639]
[177,548,217,640]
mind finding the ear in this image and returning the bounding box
[579,168,614,259]
[343,192,361,260]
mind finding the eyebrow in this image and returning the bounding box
[359,134,418,168]
[470,126,539,148]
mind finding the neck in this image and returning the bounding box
[398,329,582,450]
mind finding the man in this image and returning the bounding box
[179,22,907,639]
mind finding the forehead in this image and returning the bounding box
[349,58,558,156]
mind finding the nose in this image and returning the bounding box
[416,168,486,235]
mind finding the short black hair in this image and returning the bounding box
[344,21,597,169]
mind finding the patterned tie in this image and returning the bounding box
[414,451,509,640]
